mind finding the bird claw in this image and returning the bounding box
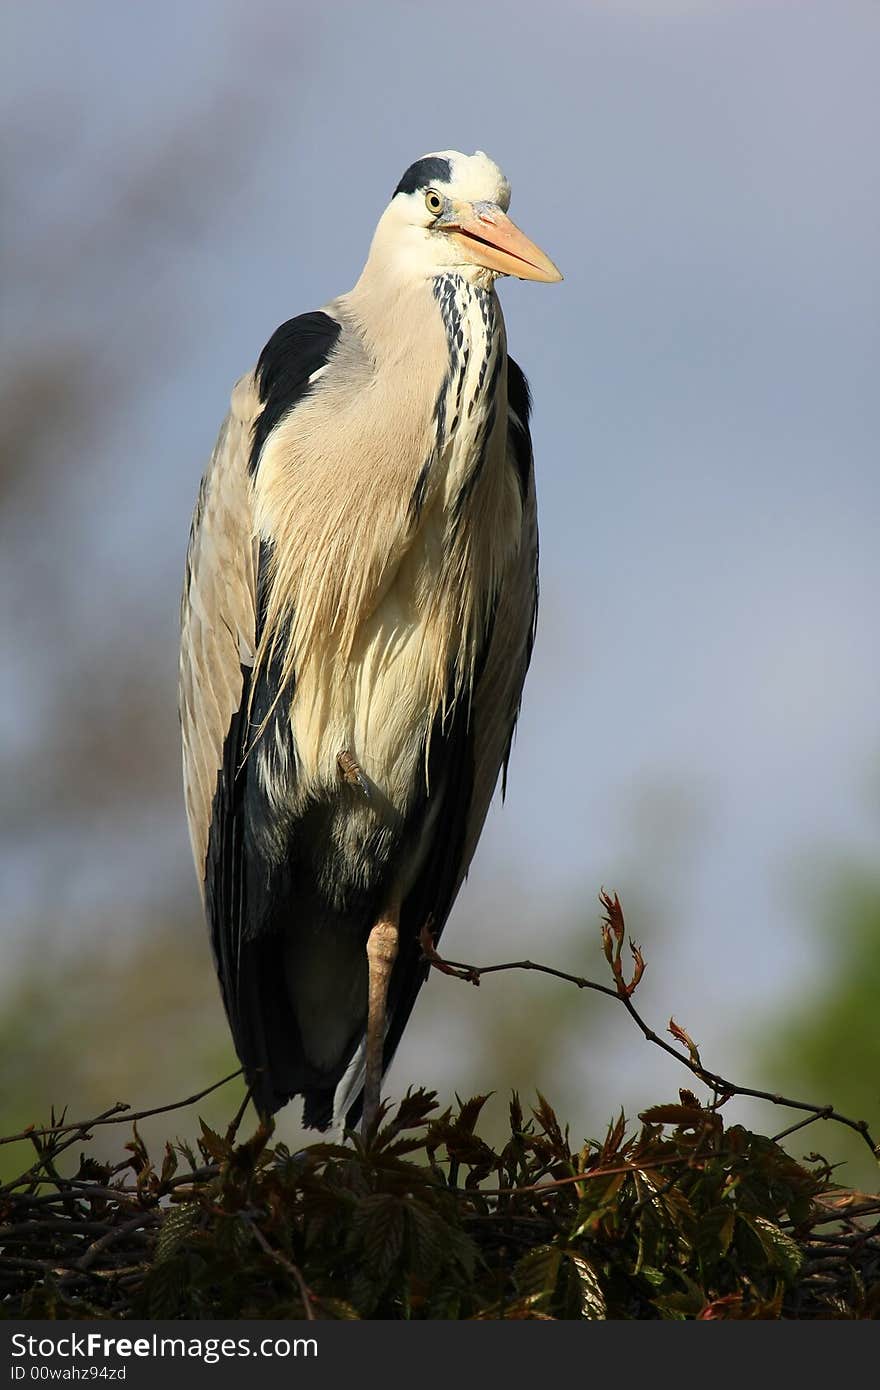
[337,749,372,801]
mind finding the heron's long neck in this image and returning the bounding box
[340,269,508,520]
[344,268,446,371]
[428,274,506,514]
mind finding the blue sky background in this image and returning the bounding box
[2,1,878,1145]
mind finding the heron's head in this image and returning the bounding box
[369,149,562,287]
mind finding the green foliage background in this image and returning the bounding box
[759,855,880,1195]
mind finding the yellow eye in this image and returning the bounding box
[424,189,444,216]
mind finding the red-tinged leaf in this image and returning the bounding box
[378,1136,434,1160]
[296,1141,352,1163]
[599,888,625,943]
[125,1122,150,1177]
[160,1142,178,1186]
[623,940,646,995]
[532,1092,567,1153]
[698,1293,744,1320]
[601,922,615,967]
[509,1092,525,1135]
[392,1088,439,1131]
[197,1119,230,1164]
[455,1094,492,1134]
[600,1110,627,1163]
[639,1104,704,1127]
[475,1304,556,1321]
[668,1017,702,1065]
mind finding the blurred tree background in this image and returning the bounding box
[2,2,877,1193]
[758,830,880,1194]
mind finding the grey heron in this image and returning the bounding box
[179,150,561,1135]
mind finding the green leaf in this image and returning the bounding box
[404,1200,444,1279]
[696,1206,736,1265]
[317,1297,361,1320]
[639,1265,667,1290]
[154,1202,201,1264]
[514,1244,561,1306]
[562,1251,607,1319]
[741,1215,804,1282]
[351,1193,405,1281]
[653,1273,706,1319]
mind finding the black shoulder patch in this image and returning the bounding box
[249,311,341,475]
[506,356,533,505]
[393,155,453,198]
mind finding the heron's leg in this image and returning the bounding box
[362,901,399,1137]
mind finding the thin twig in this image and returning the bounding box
[0,1255,81,1275]
[616,987,877,1156]
[225,1084,255,1146]
[0,1219,113,1240]
[9,1183,147,1207]
[0,1069,243,1148]
[68,1213,161,1277]
[6,1166,220,1205]
[421,894,879,1161]
[246,1217,316,1321]
[454,1154,694,1198]
[419,926,619,1000]
[772,1109,834,1145]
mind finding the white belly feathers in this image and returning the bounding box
[252,274,523,832]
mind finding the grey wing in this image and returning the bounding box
[182,363,350,1124]
[452,350,539,893]
[464,467,538,868]
[179,372,260,897]
[449,355,539,893]
[185,308,369,1126]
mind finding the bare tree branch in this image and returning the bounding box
[422,891,879,1161]
[0,1068,242,1150]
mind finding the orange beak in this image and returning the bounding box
[445,202,563,283]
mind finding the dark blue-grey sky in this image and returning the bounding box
[2,1,878,1126]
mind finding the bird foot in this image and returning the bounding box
[337,749,372,801]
